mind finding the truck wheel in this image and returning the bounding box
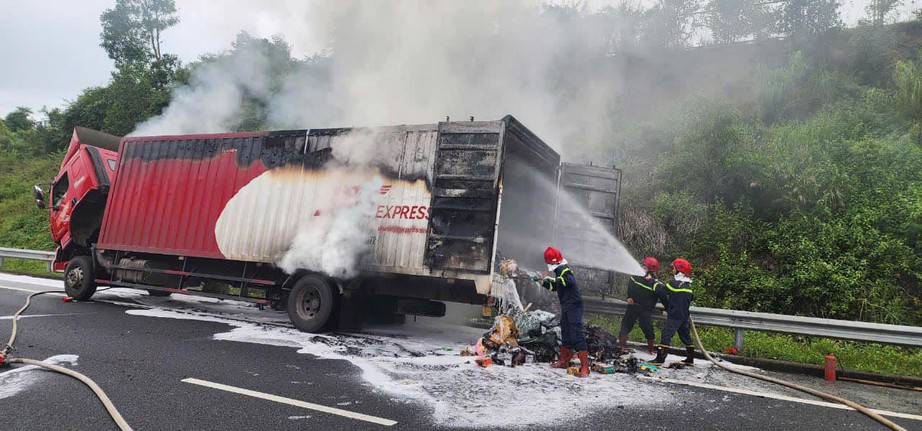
[147,289,171,297]
[287,276,338,333]
[64,256,97,301]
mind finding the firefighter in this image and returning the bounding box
[538,247,589,377]
[651,258,695,366]
[618,256,662,355]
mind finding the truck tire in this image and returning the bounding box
[147,289,171,297]
[64,256,97,301]
[287,276,338,333]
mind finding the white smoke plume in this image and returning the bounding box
[268,0,627,155]
[133,38,276,135]
[134,1,647,277]
[277,170,384,278]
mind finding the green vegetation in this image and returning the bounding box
[586,314,922,377]
[614,48,922,327]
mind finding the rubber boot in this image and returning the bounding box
[651,345,669,365]
[551,347,573,368]
[618,334,629,355]
[646,339,656,355]
[577,350,590,377]
[683,346,695,366]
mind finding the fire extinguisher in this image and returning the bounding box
[824,353,837,381]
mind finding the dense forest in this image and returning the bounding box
[1,0,920,326]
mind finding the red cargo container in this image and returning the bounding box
[39,116,621,332]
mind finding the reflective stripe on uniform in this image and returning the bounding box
[557,267,571,287]
[666,281,692,293]
[632,279,658,292]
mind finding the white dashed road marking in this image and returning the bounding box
[182,378,398,426]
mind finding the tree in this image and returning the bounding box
[865,0,901,26]
[3,107,36,132]
[100,0,179,67]
[780,0,841,38]
[643,0,704,48]
[103,65,169,136]
[707,0,777,44]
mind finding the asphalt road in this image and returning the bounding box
[0,274,919,431]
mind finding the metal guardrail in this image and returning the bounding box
[0,247,55,272]
[1,247,920,348]
[584,297,922,349]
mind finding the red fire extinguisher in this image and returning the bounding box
[824,353,837,381]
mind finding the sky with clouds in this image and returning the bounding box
[0,0,918,118]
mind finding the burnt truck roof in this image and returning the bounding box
[116,115,558,166]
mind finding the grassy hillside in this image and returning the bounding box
[0,128,62,273]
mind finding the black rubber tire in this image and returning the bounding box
[287,275,338,333]
[64,256,97,301]
[147,289,171,297]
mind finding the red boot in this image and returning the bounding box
[551,347,573,368]
[577,350,590,377]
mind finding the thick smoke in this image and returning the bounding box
[272,1,626,154]
[275,128,390,278]
[135,1,647,277]
[277,169,384,278]
[133,39,276,135]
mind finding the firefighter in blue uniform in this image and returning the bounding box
[537,246,589,377]
[652,258,696,366]
[618,256,663,355]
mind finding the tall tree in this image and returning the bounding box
[643,0,704,49]
[707,0,777,44]
[100,0,179,67]
[780,0,841,38]
[3,107,35,132]
[865,0,902,26]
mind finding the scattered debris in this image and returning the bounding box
[585,324,621,363]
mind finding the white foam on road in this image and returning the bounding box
[127,307,673,428]
[0,355,79,400]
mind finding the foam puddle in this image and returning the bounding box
[126,307,674,427]
[0,355,80,400]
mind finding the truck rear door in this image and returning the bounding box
[424,121,504,273]
[553,162,622,296]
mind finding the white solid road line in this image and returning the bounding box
[182,378,398,427]
[652,377,922,422]
[0,313,84,320]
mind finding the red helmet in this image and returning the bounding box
[672,258,692,276]
[642,257,659,272]
[544,247,563,264]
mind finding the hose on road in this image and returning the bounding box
[689,318,907,431]
[2,290,133,431]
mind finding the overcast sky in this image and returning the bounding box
[0,0,917,118]
[0,0,325,117]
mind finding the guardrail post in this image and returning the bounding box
[0,256,4,267]
[46,261,53,272]
[735,328,745,352]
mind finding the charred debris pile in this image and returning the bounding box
[459,258,660,375]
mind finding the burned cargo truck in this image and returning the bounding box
[38,116,621,331]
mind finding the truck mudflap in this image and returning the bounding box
[52,247,68,272]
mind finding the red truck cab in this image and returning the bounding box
[37,127,120,271]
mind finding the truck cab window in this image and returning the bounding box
[107,159,116,171]
[52,174,69,208]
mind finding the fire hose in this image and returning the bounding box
[689,318,907,431]
[1,290,133,431]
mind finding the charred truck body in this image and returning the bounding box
[38,116,621,332]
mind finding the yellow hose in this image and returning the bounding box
[690,318,907,431]
[2,290,133,431]
[7,358,133,431]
